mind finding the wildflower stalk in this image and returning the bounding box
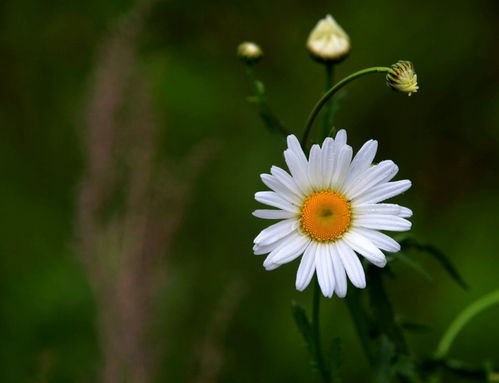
[302,66,391,145]
[435,289,499,359]
[311,279,330,382]
[244,64,289,136]
[345,288,376,365]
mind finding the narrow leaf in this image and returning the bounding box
[399,320,432,333]
[400,238,467,289]
[368,268,408,355]
[391,251,433,281]
[291,301,314,356]
[373,335,396,383]
[392,356,422,382]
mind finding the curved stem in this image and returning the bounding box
[301,66,391,146]
[312,279,330,382]
[321,63,335,140]
[435,289,499,359]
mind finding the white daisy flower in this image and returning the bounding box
[253,130,412,298]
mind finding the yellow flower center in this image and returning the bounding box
[300,191,352,242]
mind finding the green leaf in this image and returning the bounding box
[400,238,467,289]
[389,251,433,282]
[345,288,377,365]
[368,268,408,355]
[244,65,288,136]
[373,335,396,383]
[255,80,265,95]
[392,356,422,383]
[399,319,432,333]
[291,301,314,356]
[328,337,342,383]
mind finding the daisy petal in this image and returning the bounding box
[252,209,296,220]
[316,243,335,298]
[334,129,347,146]
[308,144,322,188]
[398,206,413,218]
[336,240,366,288]
[296,242,317,291]
[341,231,387,267]
[354,203,402,216]
[353,180,412,204]
[287,135,308,166]
[255,191,299,213]
[346,160,398,199]
[345,139,378,186]
[253,231,296,255]
[331,145,353,190]
[261,174,301,205]
[351,227,401,253]
[354,214,412,232]
[263,253,281,270]
[254,219,298,246]
[323,138,337,187]
[264,232,310,270]
[330,243,347,297]
[270,166,304,198]
[321,137,334,187]
[284,150,311,194]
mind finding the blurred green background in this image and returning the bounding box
[1,0,498,381]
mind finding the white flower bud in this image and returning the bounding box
[306,15,350,62]
[237,42,263,64]
[386,61,419,96]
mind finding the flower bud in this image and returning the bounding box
[237,42,263,64]
[386,61,419,96]
[306,15,350,63]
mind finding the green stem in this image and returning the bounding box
[428,358,490,380]
[345,288,375,365]
[321,63,335,140]
[245,64,289,137]
[435,289,499,359]
[302,66,391,146]
[312,279,330,382]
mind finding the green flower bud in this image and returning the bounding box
[386,61,419,96]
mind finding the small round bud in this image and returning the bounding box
[386,61,419,96]
[306,15,350,63]
[237,42,263,64]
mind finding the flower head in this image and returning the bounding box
[253,130,412,298]
[386,61,419,96]
[237,42,263,64]
[306,15,350,62]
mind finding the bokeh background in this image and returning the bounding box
[1,0,498,381]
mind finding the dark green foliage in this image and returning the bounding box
[2,0,499,381]
[291,301,315,358]
[388,251,433,282]
[328,337,342,383]
[400,238,467,289]
[292,300,344,383]
[368,268,408,356]
[244,65,289,136]
[372,335,396,383]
